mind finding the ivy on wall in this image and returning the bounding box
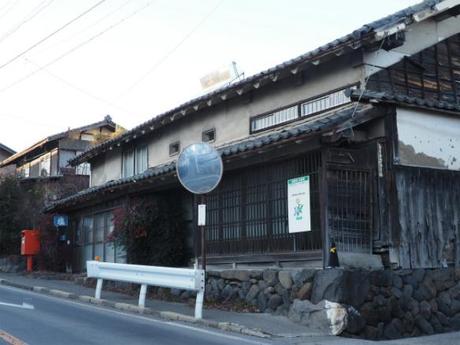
[0,177,23,254]
[112,193,189,267]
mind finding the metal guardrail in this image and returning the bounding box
[86,261,206,319]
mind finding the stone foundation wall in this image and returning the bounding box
[205,269,314,314]
[0,255,25,273]
[203,267,460,339]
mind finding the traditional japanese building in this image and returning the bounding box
[0,116,122,203]
[46,0,460,272]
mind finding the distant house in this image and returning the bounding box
[0,143,15,161]
[0,116,123,203]
[0,143,15,176]
[47,0,460,271]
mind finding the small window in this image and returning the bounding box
[135,146,148,174]
[94,214,105,242]
[80,133,93,141]
[83,217,93,244]
[300,88,352,118]
[39,153,51,177]
[122,149,134,178]
[202,128,216,142]
[169,141,180,156]
[76,162,91,176]
[249,87,355,133]
[250,105,298,132]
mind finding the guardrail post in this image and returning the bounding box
[194,270,205,319]
[194,290,204,319]
[95,278,103,299]
[139,284,147,308]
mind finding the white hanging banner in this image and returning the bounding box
[287,176,311,233]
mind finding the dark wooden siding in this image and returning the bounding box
[393,166,460,268]
[367,33,460,105]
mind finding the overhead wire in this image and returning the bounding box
[350,35,388,119]
[115,0,225,100]
[33,0,135,55]
[0,0,14,15]
[23,57,135,115]
[0,0,108,72]
[0,0,55,45]
[0,0,20,22]
[0,0,154,94]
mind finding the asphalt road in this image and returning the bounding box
[2,285,460,345]
[0,285,268,345]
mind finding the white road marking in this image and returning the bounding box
[0,330,28,345]
[0,285,270,345]
[0,302,34,310]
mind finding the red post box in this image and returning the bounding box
[20,230,40,272]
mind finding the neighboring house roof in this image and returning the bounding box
[349,89,460,113]
[0,116,116,167]
[45,103,376,212]
[0,143,15,156]
[70,0,454,166]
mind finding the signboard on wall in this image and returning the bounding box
[287,176,311,233]
[53,215,68,227]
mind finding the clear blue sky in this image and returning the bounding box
[0,0,421,151]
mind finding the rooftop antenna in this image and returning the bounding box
[199,61,245,92]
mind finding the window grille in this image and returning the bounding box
[327,168,372,253]
[201,152,322,257]
[169,141,180,156]
[202,128,216,142]
[250,88,353,133]
[301,89,351,118]
[251,105,298,132]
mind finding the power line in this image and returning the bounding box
[0,0,154,94]
[24,57,134,115]
[0,0,20,21]
[0,0,107,72]
[350,36,388,119]
[0,0,55,45]
[33,0,135,55]
[115,0,225,100]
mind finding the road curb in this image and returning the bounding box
[0,278,271,339]
[159,311,270,338]
[0,279,33,291]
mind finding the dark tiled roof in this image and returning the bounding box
[349,89,460,112]
[69,0,443,166]
[45,103,374,212]
[46,115,117,142]
[0,116,117,167]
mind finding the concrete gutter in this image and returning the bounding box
[0,278,271,339]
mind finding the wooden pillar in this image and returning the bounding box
[319,149,329,268]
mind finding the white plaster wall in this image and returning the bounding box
[396,107,460,171]
[148,63,362,167]
[91,149,122,186]
[89,54,364,186]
